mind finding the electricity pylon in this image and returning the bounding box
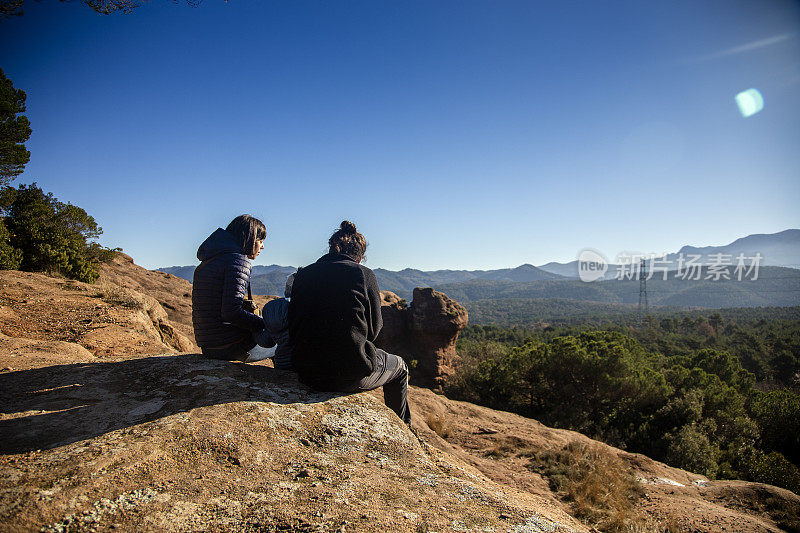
[638,257,649,321]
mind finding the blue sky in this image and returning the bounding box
[1,0,798,270]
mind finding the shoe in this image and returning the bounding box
[244,345,276,362]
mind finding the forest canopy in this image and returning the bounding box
[448,316,800,494]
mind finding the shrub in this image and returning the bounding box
[0,218,21,269]
[0,183,117,282]
[749,389,800,464]
[745,451,800,495]
[665,424,718,477]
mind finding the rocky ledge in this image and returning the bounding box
[0,353,582,532]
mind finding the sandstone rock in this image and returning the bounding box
[408,288,469,388]
[2,258,797,533]
[100,253,196,342]
[376,288,468,388]
[0,333,94,371]
[375,291,411,357]
[0,270,198,357]
[0,354,586,532]
[2,350,795,533]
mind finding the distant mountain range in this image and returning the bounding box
[157,263,562,298]
[157,229,800,309]
[437,266,800,307]
[536,229,800,279]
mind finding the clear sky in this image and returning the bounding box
[1,0,798,270]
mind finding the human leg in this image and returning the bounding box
[347,350,411,424]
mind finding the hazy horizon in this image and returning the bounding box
[153,227,800,271]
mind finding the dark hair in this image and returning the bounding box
[328,220,367,262]
[226,214,267,258]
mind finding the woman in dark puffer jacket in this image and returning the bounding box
[192,214,269,361]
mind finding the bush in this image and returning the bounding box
[749,389,800,464]
[444,340,514,407]
[449,325,800,495]
[665,424,718,477]
[745,451,800,495]
[0,183,116,282]
[0,218,21,269]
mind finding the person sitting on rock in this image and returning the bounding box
[253,273,295,370]
[288,220,411,424]
[192,214,275,362]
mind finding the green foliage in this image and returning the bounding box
[750,390,800,464]
[690,348,755,391]
[0,183,117,282]
[664,424,718,477]
[745,452,800,495]
[450,316,800,494]
[0,68,32,186]
[446,340,516,407]
[0,218,22,269]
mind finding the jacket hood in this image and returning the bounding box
[197,228,244,262]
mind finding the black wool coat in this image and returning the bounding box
[288,252,383,386]
[191,228,264,349]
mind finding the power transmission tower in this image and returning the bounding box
[638,257,649,322]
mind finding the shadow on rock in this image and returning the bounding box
[0,354,338,454]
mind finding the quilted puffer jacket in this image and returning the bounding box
[191,228,264,349]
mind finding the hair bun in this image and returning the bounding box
[339,220,357,234]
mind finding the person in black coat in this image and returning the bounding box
[192,214,270,361]
[289,221,411,424]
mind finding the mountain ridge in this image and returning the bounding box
[157,229,800,307]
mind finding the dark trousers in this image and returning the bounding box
[337,350,411,425]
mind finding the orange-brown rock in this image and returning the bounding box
[375,291,411,356]
[100,253,196,342]
[375,287,468,389]
[409,287,469,388]
[0,268,197,360]
[2,258,798,532]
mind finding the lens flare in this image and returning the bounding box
[735,88,764,117]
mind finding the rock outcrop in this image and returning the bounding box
[376,287,468,388]
[0,269,197,360]
[100,253,196,341]
[0,353,586,532]
[2,348,798,532]
[2,260,799,533]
